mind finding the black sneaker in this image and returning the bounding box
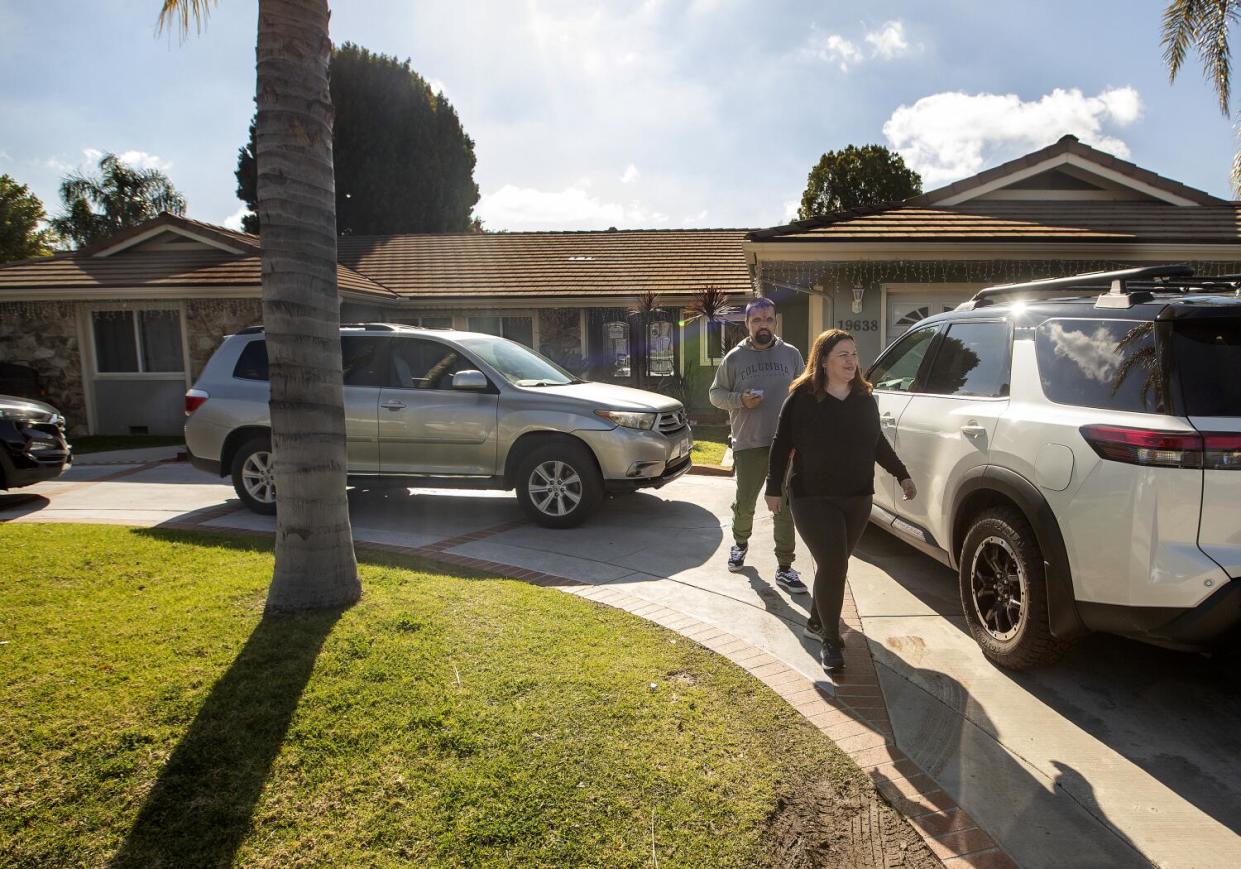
[727,543,747,572]
[802,621,823,642]
[775,566,807,594]
[821,638,845,671]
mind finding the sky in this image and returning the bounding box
[1,1,1237,234]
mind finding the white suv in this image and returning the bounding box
[865,266,1241,668]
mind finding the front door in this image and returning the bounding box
[378,337,500,475]
[865,324,941,513]
[891,320,1013,552]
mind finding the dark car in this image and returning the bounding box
[0,395,72,490]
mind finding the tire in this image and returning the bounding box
[231,436,277,515]
[515,441,603,529]
[958,506,1067,669]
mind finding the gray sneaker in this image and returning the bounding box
[775,566,808,594]
[727,543,747,572]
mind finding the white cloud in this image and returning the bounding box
[428,79,447,98]
[681,209,709,225]
[223,205,251,232]
[803,33,863,71]
[0,150,10,163]
[476,184,659,230]
[883,86,1143,187]
[782,199,800,222]
[81,148,174,172]
[865,21,910,59]
[620,163,640,184]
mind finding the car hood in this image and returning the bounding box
[0,394,61,423]
[518,381,682,412]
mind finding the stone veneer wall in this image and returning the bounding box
[184,299,263,380]
[0,301,88,435]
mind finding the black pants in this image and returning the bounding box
[790,494,872,643]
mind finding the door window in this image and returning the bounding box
[387,338,470,390]
[922,321,1011,397]
[868,326,938,392]
[341,336,389,387]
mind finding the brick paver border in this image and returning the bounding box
[142,508,1017,866]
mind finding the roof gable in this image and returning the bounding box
[912,135,1224,207]
[84,213,260,258]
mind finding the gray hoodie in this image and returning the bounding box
[708,336,805,451]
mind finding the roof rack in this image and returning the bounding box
[962,264,1239,310]
[237,322,416,335]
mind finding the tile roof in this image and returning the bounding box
[911,135,1225,207]
[0,250,394,297]
[336,229,754,298]
[749,202,1241,244]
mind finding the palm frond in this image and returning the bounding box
[682,286,735,323]
[1163,0,1210,81]
[1196,0,1238,114]
[628,291,662,318]
[156,0,216,41]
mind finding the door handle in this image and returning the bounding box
[880,412,897,429]
[960,424,986,437]
[381,400,407,411]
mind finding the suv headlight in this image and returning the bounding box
[595,410,656,430]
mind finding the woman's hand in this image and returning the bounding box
[765,494,783,514]
[900,478,917,501]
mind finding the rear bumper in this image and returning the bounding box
[1079,579,1241,650]
[605,455,693,493]
[188,451,223,477]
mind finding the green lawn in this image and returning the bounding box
[70,435,184,454]
[0,524,917,867]
[690,423,730,467]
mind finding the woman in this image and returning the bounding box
[765,329,916,672]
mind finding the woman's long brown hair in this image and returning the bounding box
[788,328,872,396]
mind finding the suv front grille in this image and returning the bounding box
[656,409,688,435]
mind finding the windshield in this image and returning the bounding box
[1173,318,1241,417]
[455,335,578,386]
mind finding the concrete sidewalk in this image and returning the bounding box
[5,457,1240,867]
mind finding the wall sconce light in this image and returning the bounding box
[851,285,866,314]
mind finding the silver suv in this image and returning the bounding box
[865,266,1241,668]
[184,324,692,527]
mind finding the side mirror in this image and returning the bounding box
[452,369,488,390]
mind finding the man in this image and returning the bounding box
[709,297,806,592]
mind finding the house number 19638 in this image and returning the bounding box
[836,319,879,332]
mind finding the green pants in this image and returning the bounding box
[731,446,796,567]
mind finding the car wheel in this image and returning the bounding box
[231,436,277,515]
[515,441,603,529]
[959,506,1066,669]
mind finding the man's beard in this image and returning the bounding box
[753,329,773,346]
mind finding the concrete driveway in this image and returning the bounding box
[4,452,1240,868]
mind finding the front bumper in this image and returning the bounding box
[0,420,72,490]
[605,454,693,493]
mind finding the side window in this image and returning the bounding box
[232,336,388,386]
[868,326,938,392]
[341,336,388,387]
[922,322,1011,397]
[387,338,469,390]
[233,340,269,381]
[1036,318,1167,413]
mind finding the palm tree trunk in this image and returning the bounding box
[256,0,360,611]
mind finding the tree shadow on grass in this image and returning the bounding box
[110,545,343,867]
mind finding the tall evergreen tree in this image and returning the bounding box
[235,42,479,235]
[797,144,921,220]
[0,175,57,262]
[50,153,187,248]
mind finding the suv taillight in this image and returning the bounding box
[185,388,209,415]
[1080,425,1241,470]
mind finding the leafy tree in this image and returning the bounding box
[797,144,922,220]
[161,0,360,612]
[0,175,57,262]
[1162,0,1241,191]
[234,42,479,235]
[49,153,186,248]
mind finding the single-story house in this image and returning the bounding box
[4,134,1240,436]
[746,134,1241,363]
[0,218,753,435]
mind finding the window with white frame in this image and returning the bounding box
[91,308,184,374]
[395,314,454,329]
[468,314,534,347]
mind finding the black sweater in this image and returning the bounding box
[766,387,910,498]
